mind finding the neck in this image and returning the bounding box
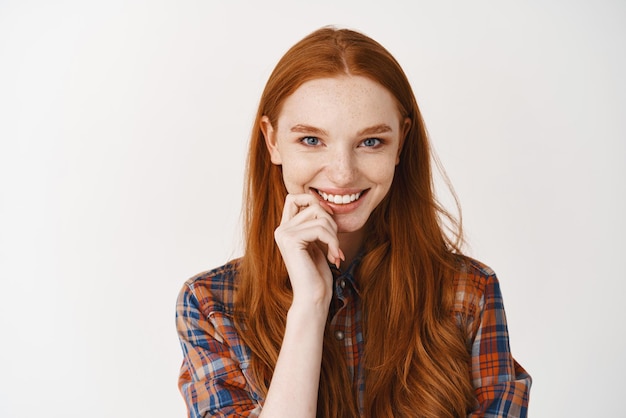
[337,229,365,270]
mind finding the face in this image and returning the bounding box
[262,76,409,235]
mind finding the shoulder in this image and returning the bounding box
[451,255,500,317]
[178,258,242,317]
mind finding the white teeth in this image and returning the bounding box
[317,190,362,205]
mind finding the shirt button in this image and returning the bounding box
[340,280,346,289]
[334,330,345,341]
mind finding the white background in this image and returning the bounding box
[1,1,624,417]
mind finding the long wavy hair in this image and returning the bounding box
[235,26,475,417]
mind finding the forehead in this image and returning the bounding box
[277,76,401,127]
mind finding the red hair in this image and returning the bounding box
[235,26,475,417]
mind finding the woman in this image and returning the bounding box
[176,26,531,417]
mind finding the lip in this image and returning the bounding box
[310,187,369,214]
[313,187,365,196]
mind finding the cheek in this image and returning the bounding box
[280,162,310,191]
[370,158,398,185]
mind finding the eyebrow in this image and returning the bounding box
[289,123,393,136]
[290,124,328,136]
[357,124,393,136]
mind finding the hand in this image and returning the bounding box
[274,193,345,309]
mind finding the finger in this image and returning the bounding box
[289,205,338,233]
[281,194,315,224]
[316,199,334,215]
[276,218,341,262]
[276,217,338,249]
[327,246,345,269]
[292,225,341,261]
[281,193,333,224]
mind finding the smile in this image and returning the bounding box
[315,189,365,205]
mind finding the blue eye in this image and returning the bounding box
[301,136,320,146]
[361,138,381,147]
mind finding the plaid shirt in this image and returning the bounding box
[176,257,531,417]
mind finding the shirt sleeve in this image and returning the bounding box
[468,274,532,418]
[176,283,262,418]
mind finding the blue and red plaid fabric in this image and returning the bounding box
[176,257,531,417]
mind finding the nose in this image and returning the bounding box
[327,147,357,185]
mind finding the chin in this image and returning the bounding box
[334,216,367,234]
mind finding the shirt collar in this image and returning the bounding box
[329,249,364,294]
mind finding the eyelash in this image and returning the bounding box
[299,137,383,148]
[301,136,320,146]
[361,138,381,147]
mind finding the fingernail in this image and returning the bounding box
[320,201,334,214]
